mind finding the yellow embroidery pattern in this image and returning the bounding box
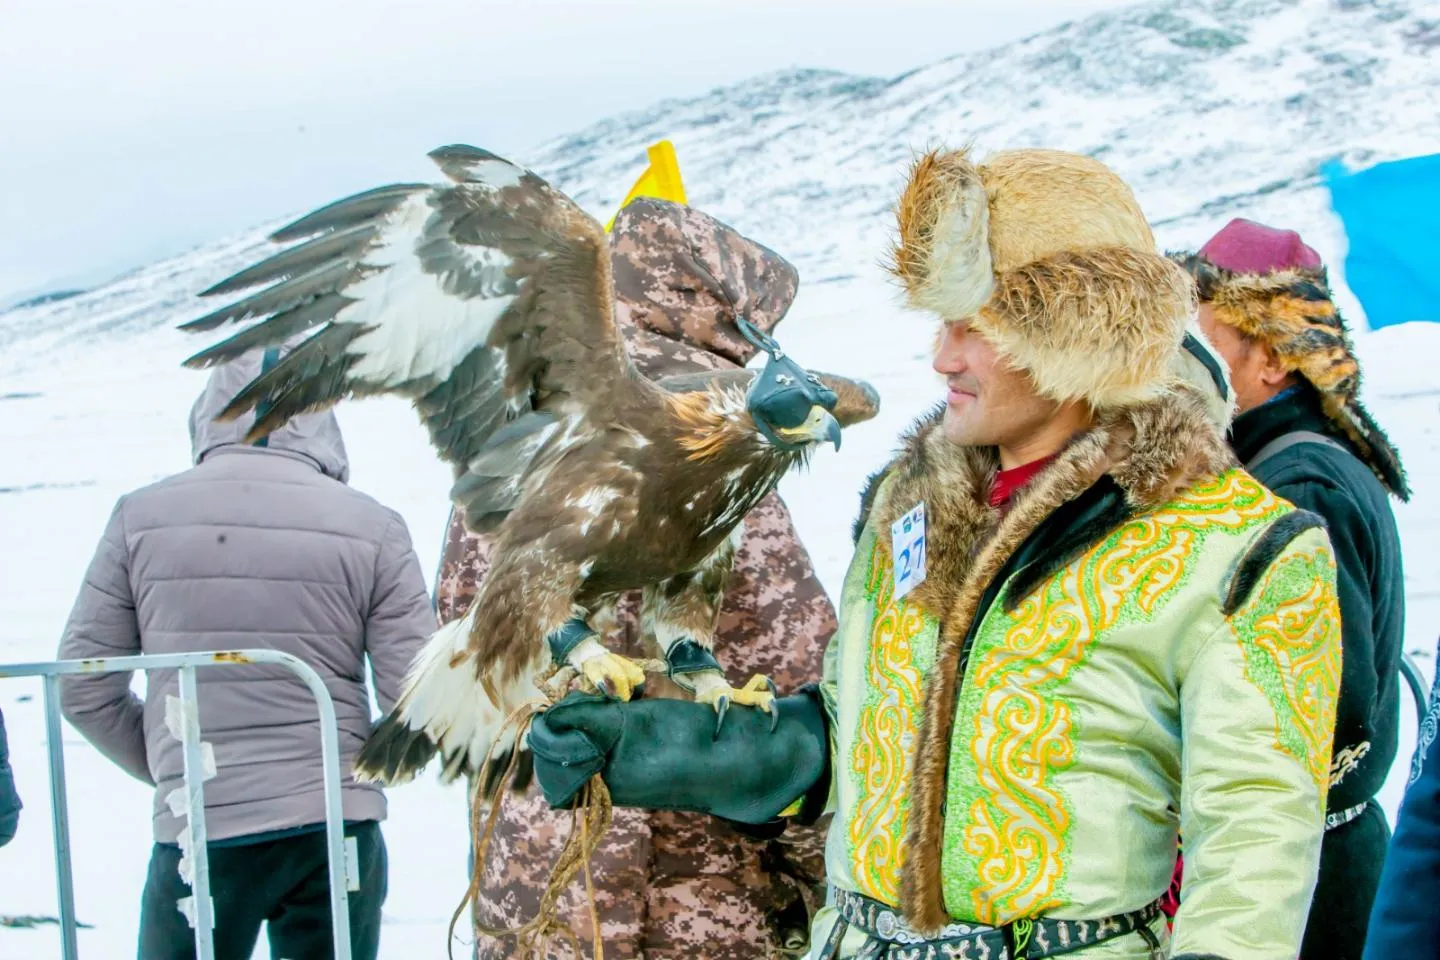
[943,470,1285,924]
[1232,543,1343,797]
[846,540,934,906]
[1330,741,1371,788]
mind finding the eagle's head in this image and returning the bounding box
[735,316,846,452]
[668,320,880,464]
[745,350,843,451]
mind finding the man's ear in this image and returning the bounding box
[1256,340,1293,388]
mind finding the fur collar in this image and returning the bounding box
[863,383,1234,932]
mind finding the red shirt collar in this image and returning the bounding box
[989,455,1057,509]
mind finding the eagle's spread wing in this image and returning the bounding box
[181,145,637,483]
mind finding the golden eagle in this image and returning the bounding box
[180,144,879,784]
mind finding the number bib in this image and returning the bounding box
[890,502,927,599]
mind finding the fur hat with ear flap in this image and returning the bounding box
[887,145,1199,412]
[1170,217,1409,501]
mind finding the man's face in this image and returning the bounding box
[1196,303,1287,413]
[932,319,1061,447]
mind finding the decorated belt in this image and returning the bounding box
[818,888,1165,960]
[1325,799,1370,832]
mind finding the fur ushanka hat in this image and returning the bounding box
[885,146,1231,424]
[1171,217,1409,500]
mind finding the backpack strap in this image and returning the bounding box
[1246,429,1349,472]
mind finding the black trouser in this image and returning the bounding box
[1301,800,1390,960]
[138,820,387,960]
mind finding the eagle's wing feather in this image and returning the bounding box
[447,410,565,533]
[182,145,638,478]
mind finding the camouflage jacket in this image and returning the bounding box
[437,198,839,959]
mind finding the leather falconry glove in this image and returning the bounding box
[528,685,832,831]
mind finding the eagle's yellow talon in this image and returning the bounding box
[581,653,647,701]
[738,674,778,706]
[730,674,778,710]
[693,673,779,735]
[694,673,777,709]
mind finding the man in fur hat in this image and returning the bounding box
[1172,218,1410,959]
[523,147,1343,959]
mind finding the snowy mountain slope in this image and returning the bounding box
[1,0,1438,956]
[500,0,1440,301]
[5,0,1438,354]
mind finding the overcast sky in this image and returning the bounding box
[0,0,1129,305]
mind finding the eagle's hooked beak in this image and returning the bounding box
[774,405,843,451]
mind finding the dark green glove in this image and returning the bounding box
[528,684,831,826]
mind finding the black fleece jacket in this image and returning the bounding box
[1230,382,1406,811]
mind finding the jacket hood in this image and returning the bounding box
[188,344,350,482]
[608,197,800,377]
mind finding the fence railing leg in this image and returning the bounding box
[177,666,216,960]
[1401,652,1429,727]
[43,676,80,960]
[301,669,353,960]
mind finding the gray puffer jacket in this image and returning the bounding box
[57,347,435,843]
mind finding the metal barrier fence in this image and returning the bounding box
[1400,651,1431,727]
[0,649,354,960]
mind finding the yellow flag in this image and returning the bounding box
[605,140,688,231]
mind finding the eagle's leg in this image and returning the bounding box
[545,613,646,701]
[640,527,778,734]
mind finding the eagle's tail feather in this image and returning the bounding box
[353,712,439,785]
[354,605,531,787]
[479,743,535,802]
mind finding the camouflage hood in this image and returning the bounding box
[608,197,800,378]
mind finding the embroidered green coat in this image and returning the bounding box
[810,388,1343,959]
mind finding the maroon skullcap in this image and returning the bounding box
[1198,217,1323,274]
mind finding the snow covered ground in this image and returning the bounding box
[1,0,1438,955]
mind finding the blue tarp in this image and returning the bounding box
[1324,153,1440,330]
